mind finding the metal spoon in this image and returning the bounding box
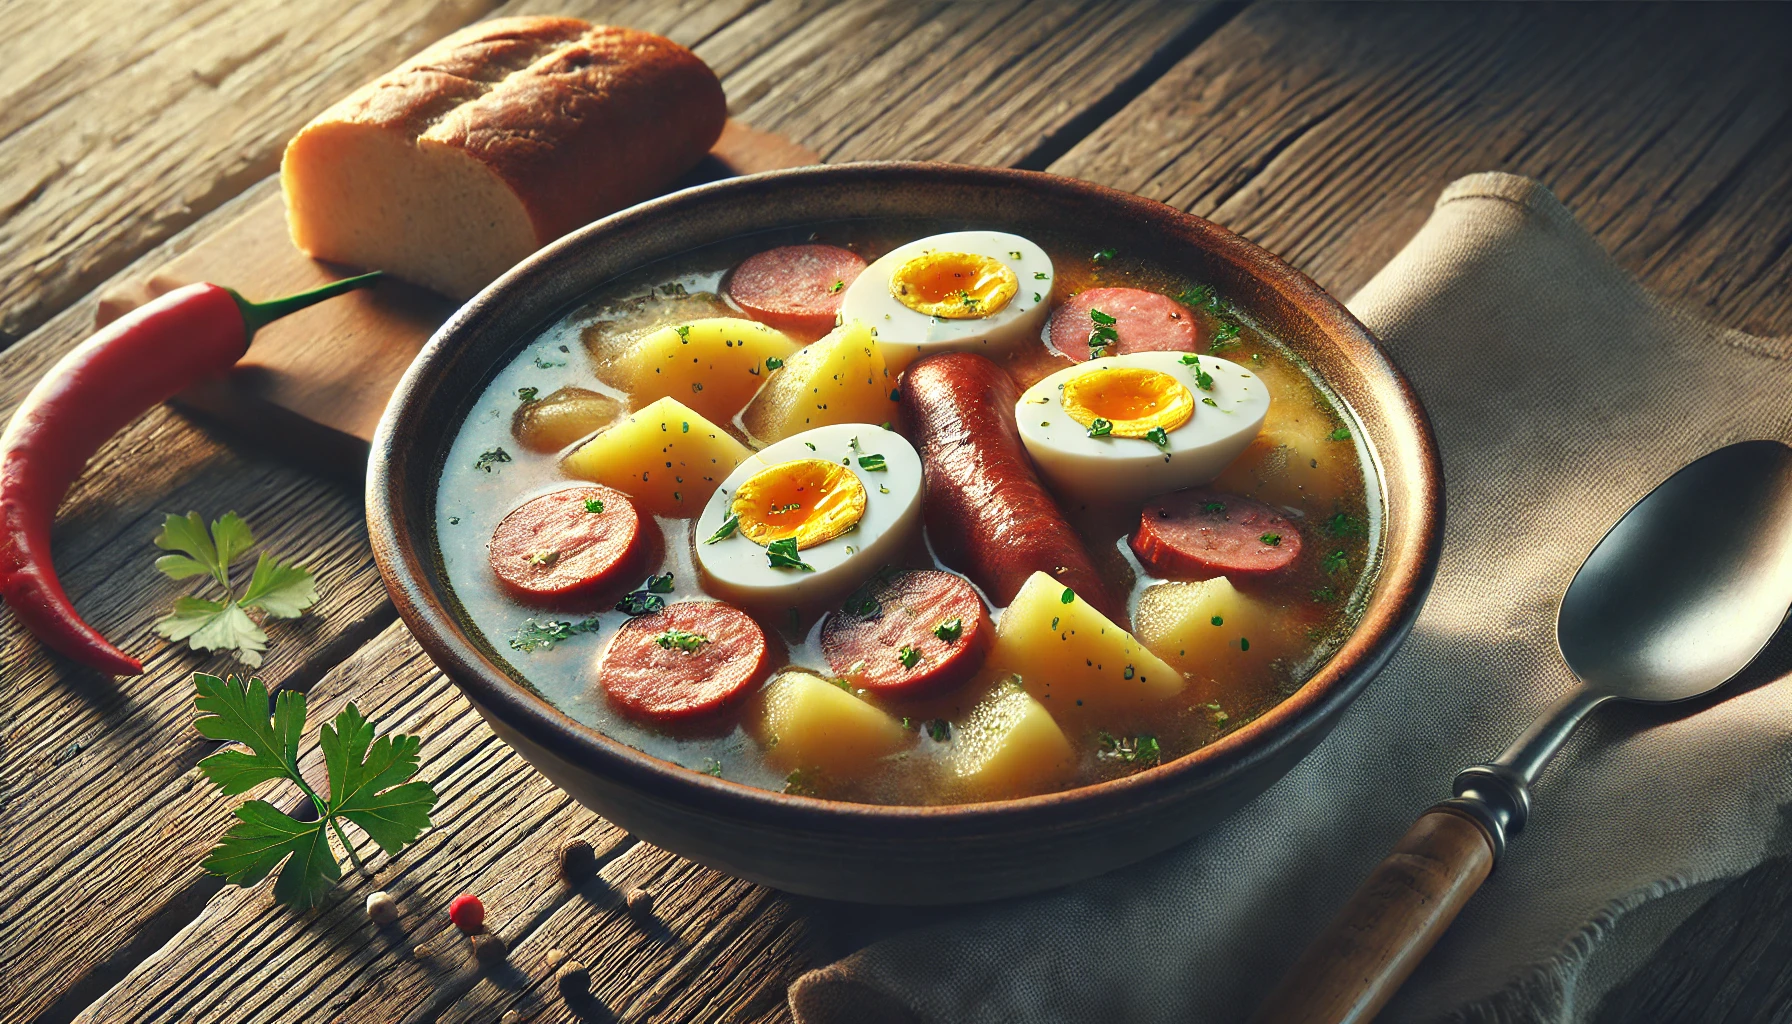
[1253,439,1792,1024]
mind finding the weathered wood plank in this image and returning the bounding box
[3,3,1240,1020]
[66,621,635,1024]
[0,0,502,346]
[1052,2,1792,336]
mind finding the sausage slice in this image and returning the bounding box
[1131,489,1302,579]
[598,601,769,720]
[1048,287,1198,361]
[726,244,867,336]
[489,485,644,601]
[821,570,991,696]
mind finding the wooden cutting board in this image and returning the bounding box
[95,121,819,473]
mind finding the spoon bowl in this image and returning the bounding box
[1559,439,1792,702]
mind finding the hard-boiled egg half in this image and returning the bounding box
[1016,351,1269,503]
[695,423,922,610]
[838,231,1052,372]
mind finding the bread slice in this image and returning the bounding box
[281,18,726,299]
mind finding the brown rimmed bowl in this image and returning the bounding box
[368,162,1443,905]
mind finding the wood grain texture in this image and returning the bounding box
[0,3,1239,1020]
[1052,2,1792,337]
[68,620,629,1024]
[1249,810,1495,1024]
[0,0,500,346]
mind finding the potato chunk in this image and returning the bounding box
[561,396,750,517]
[757,669,912,778]
[949,678,1076,800]
[1212,398,1350,510]
[511,386,621,453]
[1133,577,1276,706]
[989,571,1182,720]
[741,320,901,444]
[611,317,799,424]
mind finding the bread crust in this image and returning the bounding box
[292,17,726,243]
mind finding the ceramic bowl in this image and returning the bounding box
[368,162,1442,904]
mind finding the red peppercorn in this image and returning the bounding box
[449,893,485,933]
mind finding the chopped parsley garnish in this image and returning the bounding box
[616,574,674,616]
[1321,550,1349,575]
[783,768,820,796]
[765,356,785,371]
[674,325,691,341]
[1312,586,1338,603]
[533,356,565,369]
[878,484,890,494]
[897,645,922,669]
[889,388,901,402]
[804,441,816,451]
[474,447,512,472]
[1328,426,1352,441]
[584,498,605,514]
[1145,426,1170,447]
[1034,271,1048,280]
[705,513,741,544]
[766,537,815,572]
[1093,248,1115,262]
[1097,731,1161,765]
[1210,319,1243,352]
[1206,701,1230,726]
[1203,501,1226,514]
[857,453,887,471]
[1060,587,1076,604]
[654,628,709,653]
[1326,512,1365,538]
[1202,397,1219,407]
[829,279,845,293]
[1240,637,1251,651]
[925,718,951,742]
[1086,417,1114,438]
[932,617,963,643]
[1211,615,1224,626]
[523,549,559,567]
[1009,250,1023,259]
[517,386,539,403]
[1088,308,1118,357]
[1175,285,1213,308]
[1259,532,1282,546]
[702,758,724,777]
[509,615,602,652]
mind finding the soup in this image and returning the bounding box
[435,220,1379,805]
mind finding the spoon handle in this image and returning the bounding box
[1249,807,1496,1024]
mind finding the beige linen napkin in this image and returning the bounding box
[789,172,1792,1024]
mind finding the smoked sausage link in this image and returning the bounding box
[899,352,1121,621]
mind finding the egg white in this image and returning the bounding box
[838,230,1053,372]
[695,423,922,610]
[1016,351,1270,505]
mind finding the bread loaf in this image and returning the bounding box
[281,18,726,299]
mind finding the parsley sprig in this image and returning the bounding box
[195,674,436,909]
[153,512,319,668]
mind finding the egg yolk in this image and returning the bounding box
[889,251,1018,319]
[731,458,867,549]
[1060,367,1195,438]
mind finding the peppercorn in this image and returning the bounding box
[365,890,399,925]
[472,932,508,966]
[559,837,597,882]
[449,892,485,933]
[557,959,591,1000]
[625,887,655,916]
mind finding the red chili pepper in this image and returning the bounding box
[0,272,381,675]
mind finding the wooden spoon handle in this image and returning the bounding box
[1250,808,1496,1024]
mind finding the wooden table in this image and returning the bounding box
[4,3,1789,1022]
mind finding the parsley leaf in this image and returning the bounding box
[1097,731,1161,765]
[196,674,436,909]
[1145,426,1170,447]
[932,617,963,643]
[705,513,741,544]
[474,447,512,472]
[857,453,887,471]
[766,537,814,572]
[897,645,922,669]
[152,512,318,667]
[508,616,601,652]
[654,628,709,653]
[1086,417,1114,438]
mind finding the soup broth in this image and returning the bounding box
[436,219,1379,805]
